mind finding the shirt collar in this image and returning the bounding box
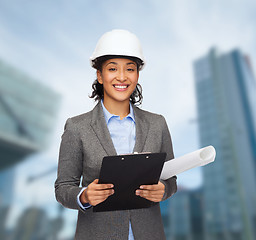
[101,99,135,123]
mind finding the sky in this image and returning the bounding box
[1,0,256,237]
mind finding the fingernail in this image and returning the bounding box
[136,190,140,195]
[140,186,144,189]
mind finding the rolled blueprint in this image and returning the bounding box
[160,145,216,180]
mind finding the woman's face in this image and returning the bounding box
[97,58,139,105]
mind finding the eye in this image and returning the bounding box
[109,67,117,71]
[127,68,135,72]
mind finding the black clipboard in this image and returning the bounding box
[93,152,166,212]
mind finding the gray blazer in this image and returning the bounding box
[55,102,177,240]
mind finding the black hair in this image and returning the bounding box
[89,55,143,105]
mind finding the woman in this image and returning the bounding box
[55,29,177,240]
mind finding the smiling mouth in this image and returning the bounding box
[113,84,129,89]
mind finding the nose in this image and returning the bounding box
[116,69,127,81]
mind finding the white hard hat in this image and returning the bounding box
[90,29,145,70]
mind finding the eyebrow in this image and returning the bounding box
[127,62,136,66]
[105,62,136,66]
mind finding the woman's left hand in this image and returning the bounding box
[136,181,165,202]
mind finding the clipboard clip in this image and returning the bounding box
[133,152,151,154]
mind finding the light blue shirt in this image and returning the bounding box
[101,100,136,155]
[77,100,136,240]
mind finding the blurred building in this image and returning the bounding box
[161,200,172,239]
[193,48,256,240]
[0,167,15,205]
[11,207,49,240]
[0,58,60,170]
[169,187,204,240]
[0,168,15,239]
[10,206,64,240]
[0,59,60,238]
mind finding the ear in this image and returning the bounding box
[97,70,103,84]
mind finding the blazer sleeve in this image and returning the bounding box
[54,118,83,210]
[159,115,177,201]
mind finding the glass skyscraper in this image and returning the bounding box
[0,58,60,238]
[193,48,256,240]
[0,58,60,170]
[169,187,203,240]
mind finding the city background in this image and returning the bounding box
[0,0,256,239]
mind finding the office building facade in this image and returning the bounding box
[0,58,60,170]
[0,58,60,238]
[193,48,256,240]
[169,187,203,240]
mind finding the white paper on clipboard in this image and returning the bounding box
[160,145,216,180]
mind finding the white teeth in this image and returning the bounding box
[114,85,127,89]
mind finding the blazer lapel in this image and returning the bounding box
[132,105,150,153]
[90,102,117,156]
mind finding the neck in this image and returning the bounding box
[103,99,130,120]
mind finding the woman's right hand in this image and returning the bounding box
[80,179,114,206]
